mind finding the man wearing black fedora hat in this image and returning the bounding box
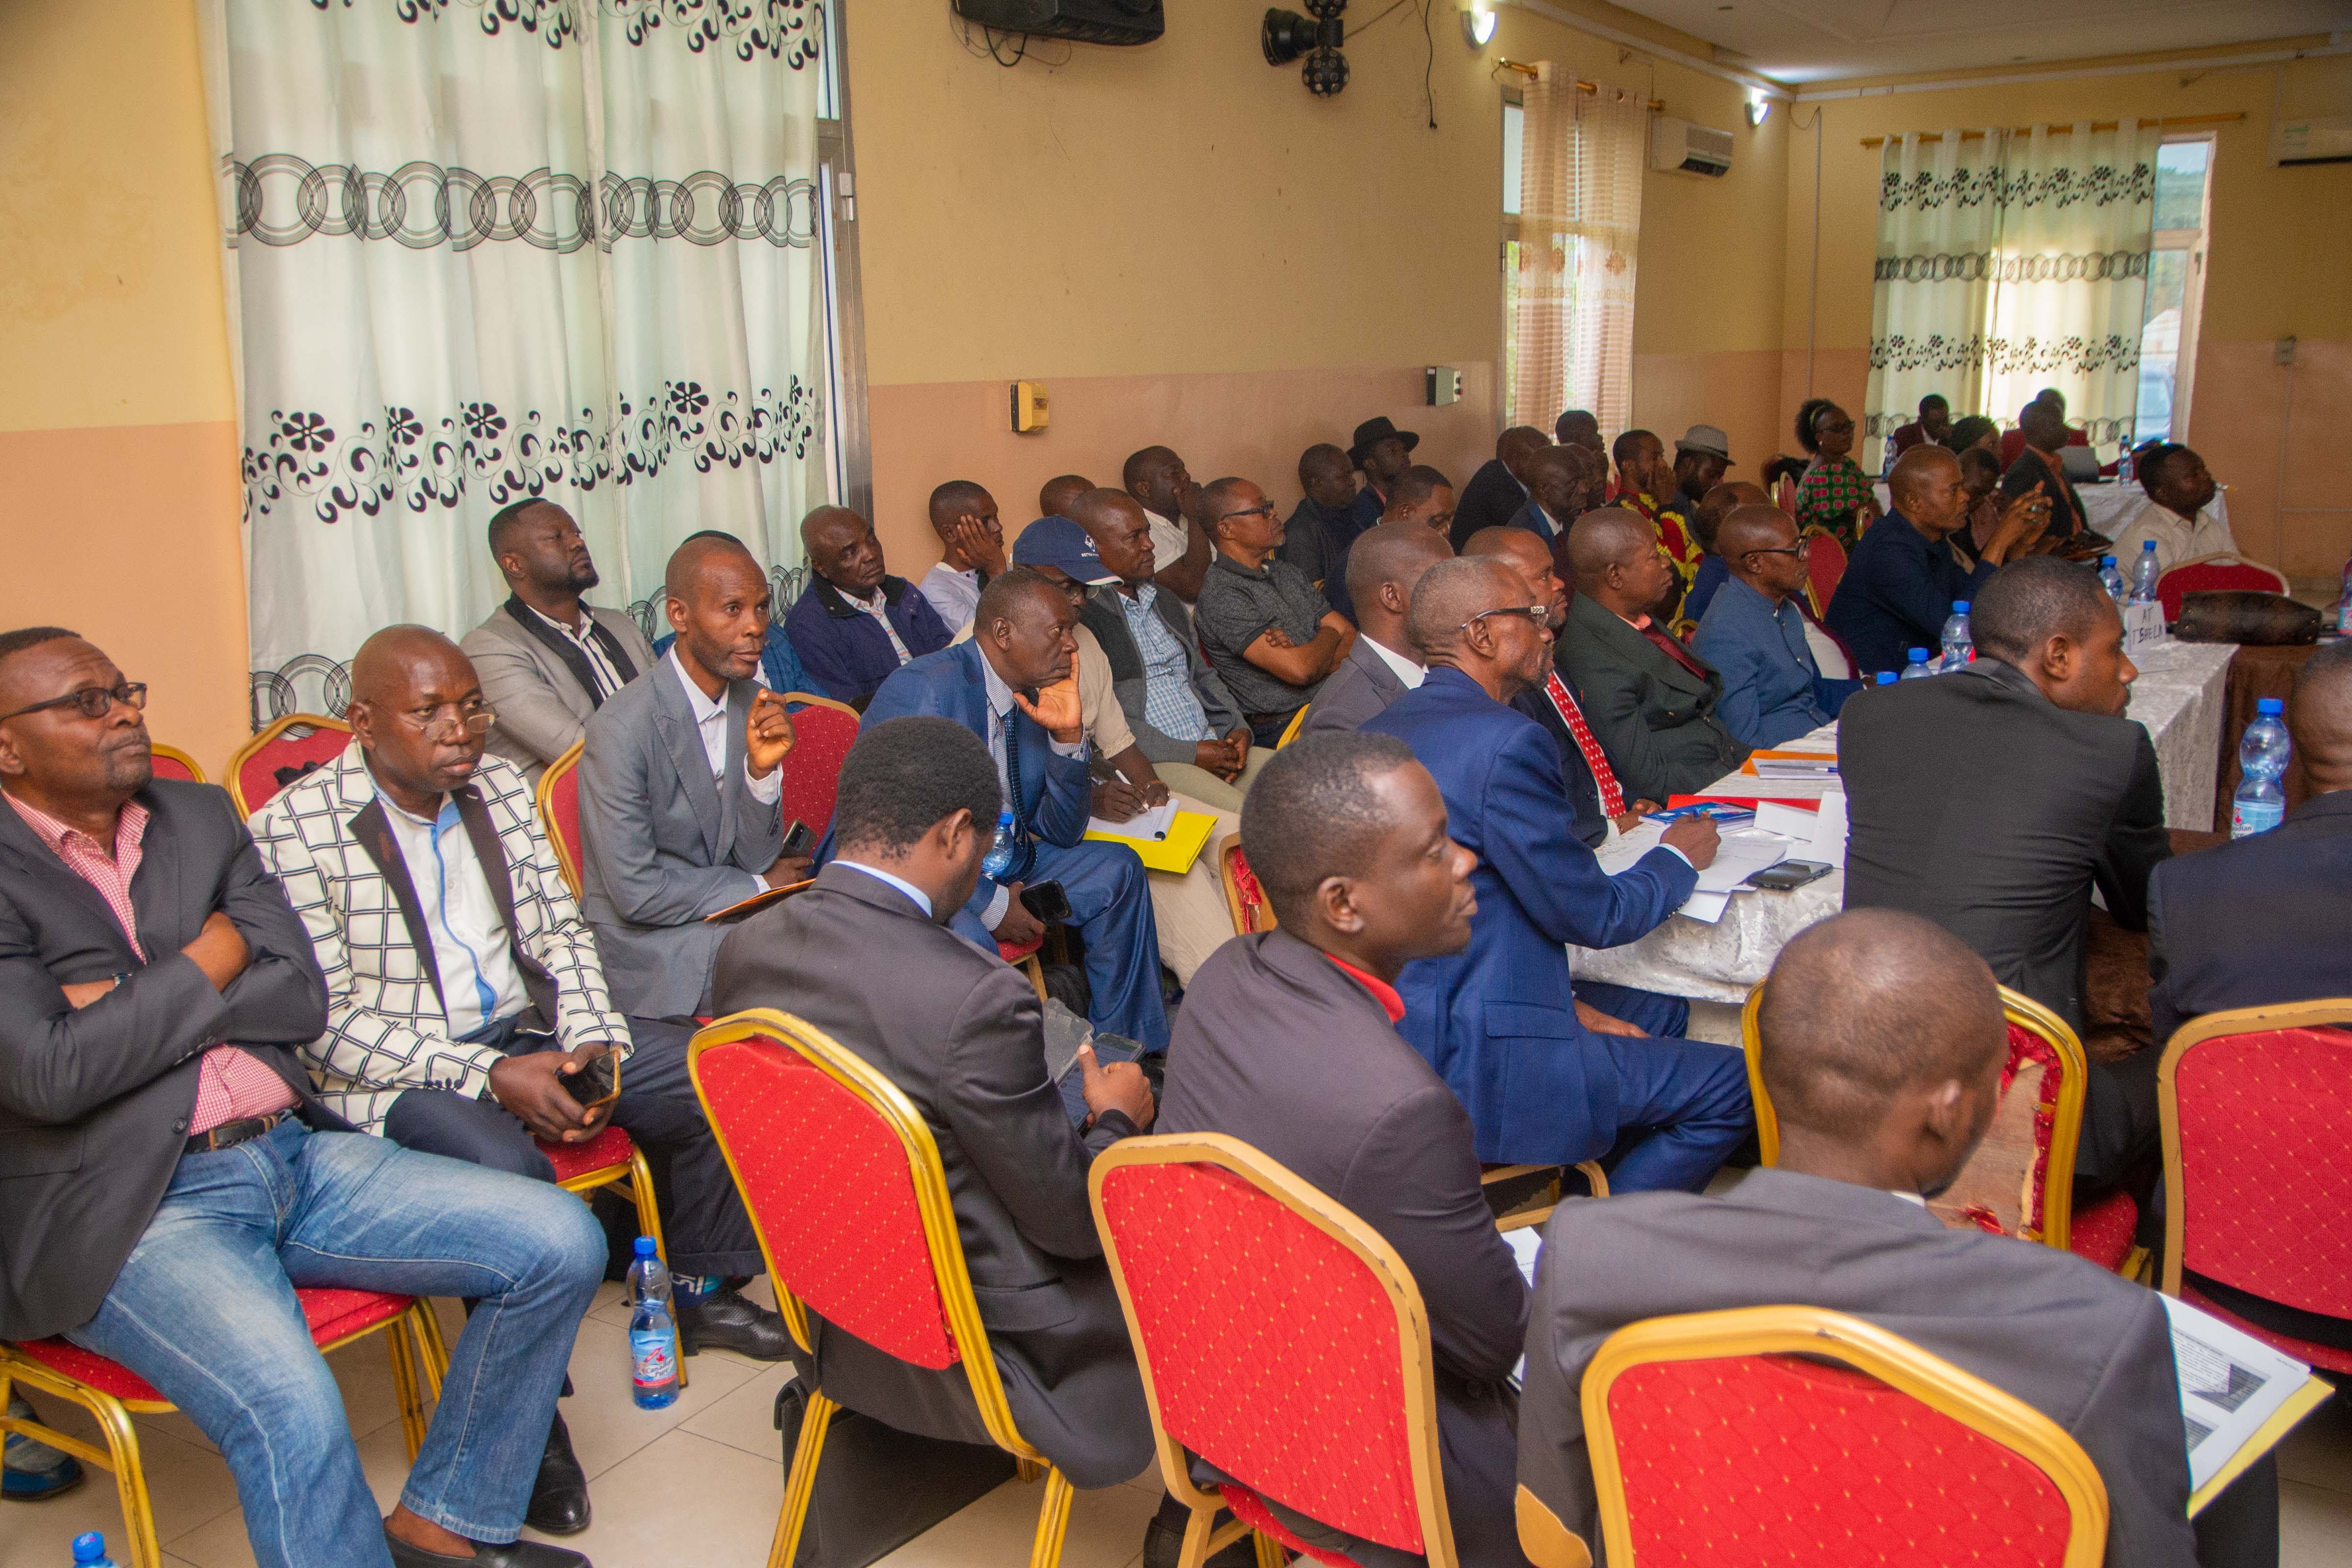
[1346,416,1419,542]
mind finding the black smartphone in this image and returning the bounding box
[781,818,813,858]
[556,1045,620,1110]
[1745,859,1834,891]
[1019,880,1072,923]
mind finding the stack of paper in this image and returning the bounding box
[2161,1295,2329,1499]
[1085,799,1178,840]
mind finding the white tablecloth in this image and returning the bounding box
[1569,641,2239,1004]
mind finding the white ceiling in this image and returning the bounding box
[1603,0,2352,84]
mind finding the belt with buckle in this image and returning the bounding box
[184,1110,291,1155]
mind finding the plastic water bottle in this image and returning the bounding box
[2130,539,2161,605]
[2335,551,2352,635]
[1876,671,1899,686]
[626,1237,680,1410]
[2230,699,2293,838]
[1899,647,1934,680]
[71,1536,116,1568]
[980,810,1018,881]
[2098,555,2128,605]
[1938,601,1973,671]
[2116,442,2136,484]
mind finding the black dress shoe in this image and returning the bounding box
[1141,1493,1259,1568]
[676,1285,794,1361]
[383,1523,591,1567]
[524,1412,591,1536]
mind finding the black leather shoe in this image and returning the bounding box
[1141,1494,1259,1568]
[523,1412,591,1535]
[676,1284,794,1360]
[383,1523,591,1567]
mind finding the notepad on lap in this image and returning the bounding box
[1083,808,1217,874]
[2160,1294,2333,1510]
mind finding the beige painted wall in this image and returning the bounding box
[0,0,250,773]
[1778,49,2352,577]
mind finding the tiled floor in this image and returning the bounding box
[6,1277,2350,1568]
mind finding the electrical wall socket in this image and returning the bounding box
[2276,337,2298,367]
[1426,366,1462,407]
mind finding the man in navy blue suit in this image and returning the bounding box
[1362,557,1753,1187]
[855,568,1170,1052]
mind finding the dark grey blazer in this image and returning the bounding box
[1520,1167,2199,1568]
[1841,659,2169,1031]
[578,655,784,1017]
[0,780,334,1340]
[1553,591,1748,804]
[1159,930,1529,1568]
[709,863,1151,1489]
[1302,637,1416,737]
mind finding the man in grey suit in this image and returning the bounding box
[1554,508,1748,802]
[579,536,808,1018]
[710,715,1158,1489]
[1303,522,1452,737]
[461,499,656,781]
[1520,907,2275,1568]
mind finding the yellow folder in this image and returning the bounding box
[1085,808,1217,875]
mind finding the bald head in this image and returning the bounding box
[1556,410,1602,452]
[1346,521,1454,643]
[2019,400,2069,453]
[667,532,759,608]
[2289,638,2352,790]
[1693,481,1768,553]
[1462,525,1546,579]
[350,625,472,710]
[1564,508,1652,578]
[347,625,490,801]
[1760,908,2007,1149]
[1404,556,1521,659]
[1039,474,1093,518]
[1716,504,1795,560]
[1888,444,1960,514]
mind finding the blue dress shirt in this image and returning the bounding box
[1691,577,1833,748]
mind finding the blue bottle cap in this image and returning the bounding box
[2101,556,2117,567]
[1908,648,1929,662]
[1951,601,1969,612]
[997,810,1014,827]
[634,1236,659,1258]
[2142,539,2158,550]
[74,1535,107,1564]
[2256,698,2285,715]
[1876,672,1898,685]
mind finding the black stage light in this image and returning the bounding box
[1302,46,1349,96]
[1261,3,1348,93]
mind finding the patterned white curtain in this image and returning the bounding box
[209,0,826,716]
[1867,122,2157,468]
[1510,67,1646,440]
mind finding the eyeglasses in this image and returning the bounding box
[1457,605,1553,635]
[403,703,497,743]
[1215,504,1279,522]
[0,683,147,724]
[1742,539,1813,561]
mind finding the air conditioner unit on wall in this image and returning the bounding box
[1649,116,1734,178]
[2272,115,2352,167]
[951,0,1165,46]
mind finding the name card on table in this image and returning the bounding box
[2126,600,2165,654]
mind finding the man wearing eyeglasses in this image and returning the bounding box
[1691,506,1862,748]
[251,627,790,1530]
[0,626,609,1568]
[1194,476,1357,747]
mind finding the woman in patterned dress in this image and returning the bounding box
[1791,397,1883,550]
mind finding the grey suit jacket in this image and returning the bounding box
[462,599,656,779]
[1520,1167,2198,1568]
[1553,591,1748,804]
[710,864,1151,1488]
[578,656,783,1017]
[1302,636,1415,736]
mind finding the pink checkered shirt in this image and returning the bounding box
[5,790,294,1135]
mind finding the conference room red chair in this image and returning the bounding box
[2153,554,2290,622]
[0,1290,450,1568]
[146,743,206,784]
[1091,1132,1465,1568]
[226,713,352,818]
[1741,983,2146,1276]
[1563,1305,2107,1568]
[774,690,859,841]
[688,1008,1086,1568]
[1217,832,1272,937]
[536,739,588,898]
[1800,527,1848,618]
[2158,1000,2352,1374]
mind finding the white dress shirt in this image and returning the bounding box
[977,652,1088,930]
[1361,635,1426,691]
[530,604,627,701]
[918,563,983,635]
[1143,509,1190,576]
[370,771,530,1038]
[835,860,934,917]
[667,647,784,902]
[2108,496,2238,575]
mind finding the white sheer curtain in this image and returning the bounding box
[208,0,826,710]
[1867,121,2157,466]
[1510,67,1646,440]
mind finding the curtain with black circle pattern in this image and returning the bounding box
[205,0,826,720]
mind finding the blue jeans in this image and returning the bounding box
[66,1120,605,1568]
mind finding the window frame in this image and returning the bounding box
[815,1,873,521]
[1501,91,1523,429]
[2139,132,2215,449]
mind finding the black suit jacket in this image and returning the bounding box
[1451,458,1528,551]
[1520,1169,2198,1568]
[709,863,1151,1487]
[2149,790,2352,1045]
[1840,660,2170,1029]
[1159,929,1530,1568]
[1553,592,1748,805]
[0,781,333,1340]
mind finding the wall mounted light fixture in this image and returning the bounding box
[1459,0,1495,48]
[1262,2,1349,97]
[1745,93,1770,126]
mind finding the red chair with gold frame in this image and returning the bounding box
[535,739,588,898]
[1741,982,2146,1276]
[227,713,352,818]
[774,691,860,841]
[146,744,206,784]
[1276,705,1311,750]
[1567,1305,2107,1568]
[1217,832,1273,937]
[2158,999,2352,1374]
[688,1008,1084,1568]
[1090,1132,1467,1568]
[1800,527,1848,618]
[0,1290,449,1568]
[2154,554,2289,622]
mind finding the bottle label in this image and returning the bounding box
[2230,798,2284,838]
[631,1327,678,1390]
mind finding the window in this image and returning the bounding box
[2131,137,2214,449]
[1501,96,1523,424]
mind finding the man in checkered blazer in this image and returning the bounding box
[252,628,792,1532]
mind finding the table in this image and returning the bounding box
[2214,644,2319,825]
[1568,640,2241,1004]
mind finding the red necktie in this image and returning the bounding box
[1544,673,1624,817]
[1640,621,1714,682]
